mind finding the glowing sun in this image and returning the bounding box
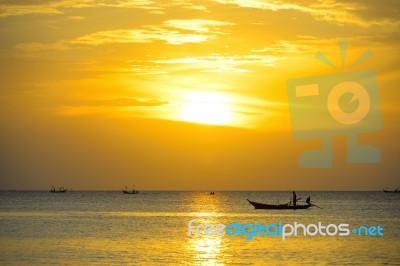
[179,92,233,125]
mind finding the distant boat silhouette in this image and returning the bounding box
[247,199,311,210]
[50,186,67,193]
[383,188,400,193]
[122,186,138,194]
[210,192,215,195]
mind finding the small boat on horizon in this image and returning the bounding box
[383,188,400,193]
[122,186,139,194]
[247,199,311,210]
[50,186,67,193]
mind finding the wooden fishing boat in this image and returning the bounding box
[122,189,138,194]
[50,187,67,193]
[122,186,138,194]
[247,199,311,210]
[383,189,400,193]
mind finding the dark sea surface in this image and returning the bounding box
[1,191,399,265]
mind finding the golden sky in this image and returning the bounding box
[0,0,399,190]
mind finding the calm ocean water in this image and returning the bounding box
[1,191,399,265]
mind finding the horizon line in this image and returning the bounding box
[0,189,392,192]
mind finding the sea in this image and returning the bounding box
[0,191,399,265]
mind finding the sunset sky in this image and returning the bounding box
[0,0,399,190]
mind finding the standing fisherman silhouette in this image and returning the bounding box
[306,196,311,205]
[292,191,297,207]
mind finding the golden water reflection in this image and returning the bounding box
[186,193,231,265]
[189,235,227,265]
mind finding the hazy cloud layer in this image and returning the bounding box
[69,98,168,107]
[1,0,399,123]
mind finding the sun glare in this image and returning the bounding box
[179,92,234,125]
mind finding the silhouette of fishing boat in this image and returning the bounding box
[383,188,400,193]
[122,186,139,194]
[50,186,67,193]
[247,199,311,210]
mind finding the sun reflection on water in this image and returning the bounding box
[186,193,231,265]
[188,234,227,265]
